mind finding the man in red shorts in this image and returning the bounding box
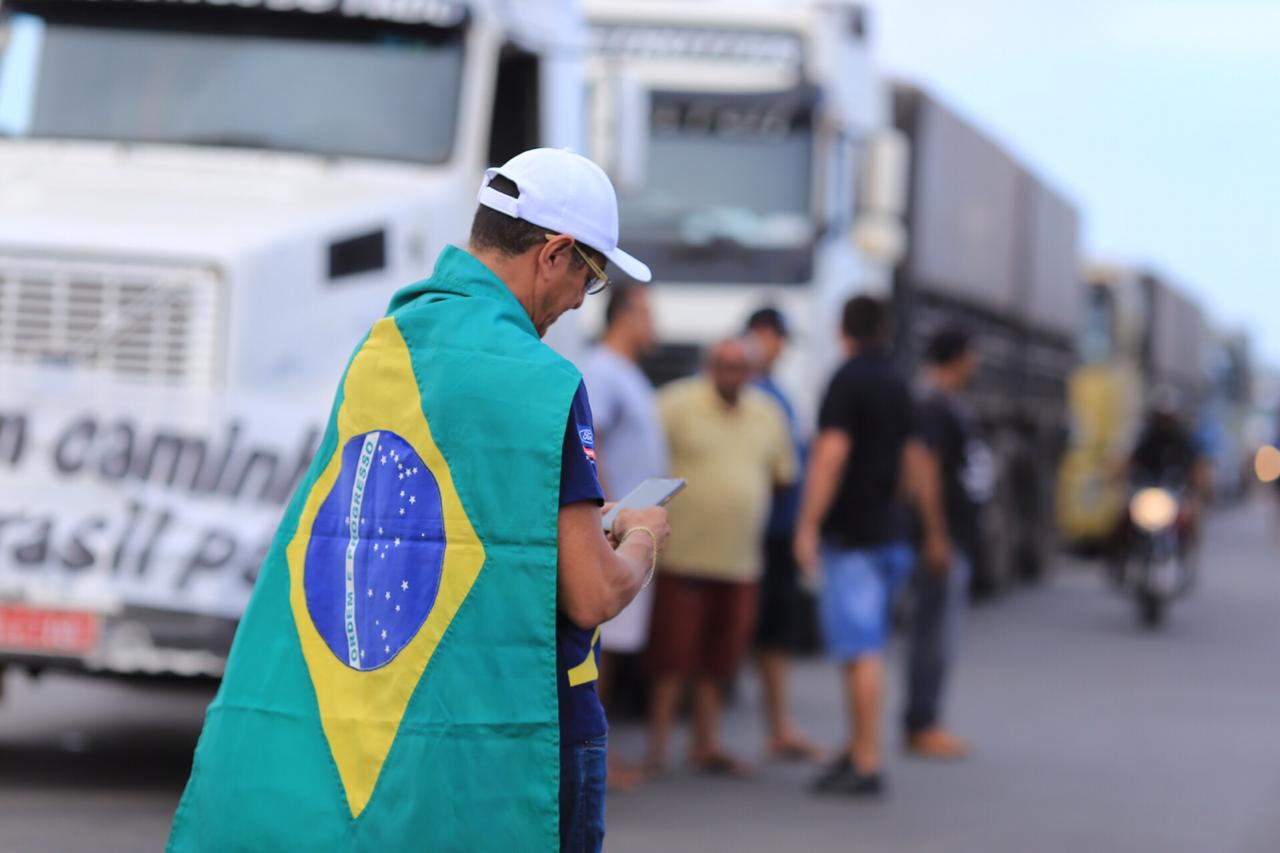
[646,339,797,776]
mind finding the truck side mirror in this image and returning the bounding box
[0,15,43,136]
[589,72,649,191]
[852,128,910,265]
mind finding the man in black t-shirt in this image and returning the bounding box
[904,328,988,760]
[795,296,949,796]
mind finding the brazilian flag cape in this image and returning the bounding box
[168,246,581,851]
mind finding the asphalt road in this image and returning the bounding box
[1,500,1277,852]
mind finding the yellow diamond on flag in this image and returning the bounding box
[284,318,484,818]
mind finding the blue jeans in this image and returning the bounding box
[819,542,914,660]
[560,734,607,853]
[904,552,971,734]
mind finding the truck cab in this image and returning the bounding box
[0,0,585,679]
[580,0,906,421]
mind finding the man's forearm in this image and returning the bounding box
[558,504,661,629]
[904,440,949,542]
[591,527,655,622]
[797,432,849,532]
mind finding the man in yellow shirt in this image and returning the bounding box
[645,339,796,776]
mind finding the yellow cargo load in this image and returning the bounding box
[1056,362,1141,545]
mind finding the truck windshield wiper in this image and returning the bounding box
[172,133,324,156]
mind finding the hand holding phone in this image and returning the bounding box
[601,478,686,532]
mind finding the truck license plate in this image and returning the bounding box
[0,606,101,656]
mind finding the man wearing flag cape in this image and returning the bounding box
[168,148,670,852]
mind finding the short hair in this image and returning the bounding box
[469,175,547,257]
[925,326,973,366]
[604,282,644,328]
[841,295,889,344]
[468,174,601,268]
[745,306,788,338]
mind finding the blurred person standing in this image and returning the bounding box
[903,328,988,760]
[646,339,797,777]
[794,295,948,796]
[169,149,670,853]
[744,307,822,762]
[579,283,670,789]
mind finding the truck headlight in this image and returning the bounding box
[1130,487,1178,532]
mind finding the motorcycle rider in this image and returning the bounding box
[1126,388,1210,548]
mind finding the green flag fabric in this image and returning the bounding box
[168,246,581,851]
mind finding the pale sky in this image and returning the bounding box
[873,0,1280,365]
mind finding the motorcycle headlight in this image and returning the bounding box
[1130,487,1178,532]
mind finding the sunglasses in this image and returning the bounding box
[545,234,610,296]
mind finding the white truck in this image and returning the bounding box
[0,0,585,680]
[580,0,908,421]
[580,3,1079,593]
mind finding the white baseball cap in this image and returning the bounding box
[476,148,652,283]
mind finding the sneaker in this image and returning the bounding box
[810,756,851,792]
[811,757,885,797]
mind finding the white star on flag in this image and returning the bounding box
[399,507,405,515]
[395,604,401,612]
[400,490,405,498]
[385,591,391,600]
[409,495,416,505]
[401,580,409,591]
[367,588,373,597]
[381,629,388,640]
[394,537,400,547]
[381,456,387,464]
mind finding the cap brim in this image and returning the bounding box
[604,246,652,283]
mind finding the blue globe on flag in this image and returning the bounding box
[304,430,446,671]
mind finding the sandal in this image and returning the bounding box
[692,753,754,779]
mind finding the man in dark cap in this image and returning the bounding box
[745,307,822,762]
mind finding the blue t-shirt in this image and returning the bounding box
[557,381,607,743]
[754,374,805,536]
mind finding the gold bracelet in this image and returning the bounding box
[621,526,659,589]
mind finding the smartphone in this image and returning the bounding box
[601,478,687,531]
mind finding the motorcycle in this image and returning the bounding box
[1114,482,1197,628]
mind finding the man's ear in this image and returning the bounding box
[539,234,575,277]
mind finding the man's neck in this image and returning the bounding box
[925,368,961,394]
[713,386,740,409]
[468,244,535,322]
[601,330,638,363]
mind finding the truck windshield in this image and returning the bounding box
[616,88,816,284]
[1078,284,1116,363]
[0,3,464,163]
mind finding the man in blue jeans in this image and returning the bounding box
[469,151,671,851]
[904,327,989,759]
[794,296,948,796]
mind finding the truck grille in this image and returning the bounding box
[0,254,222,386]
